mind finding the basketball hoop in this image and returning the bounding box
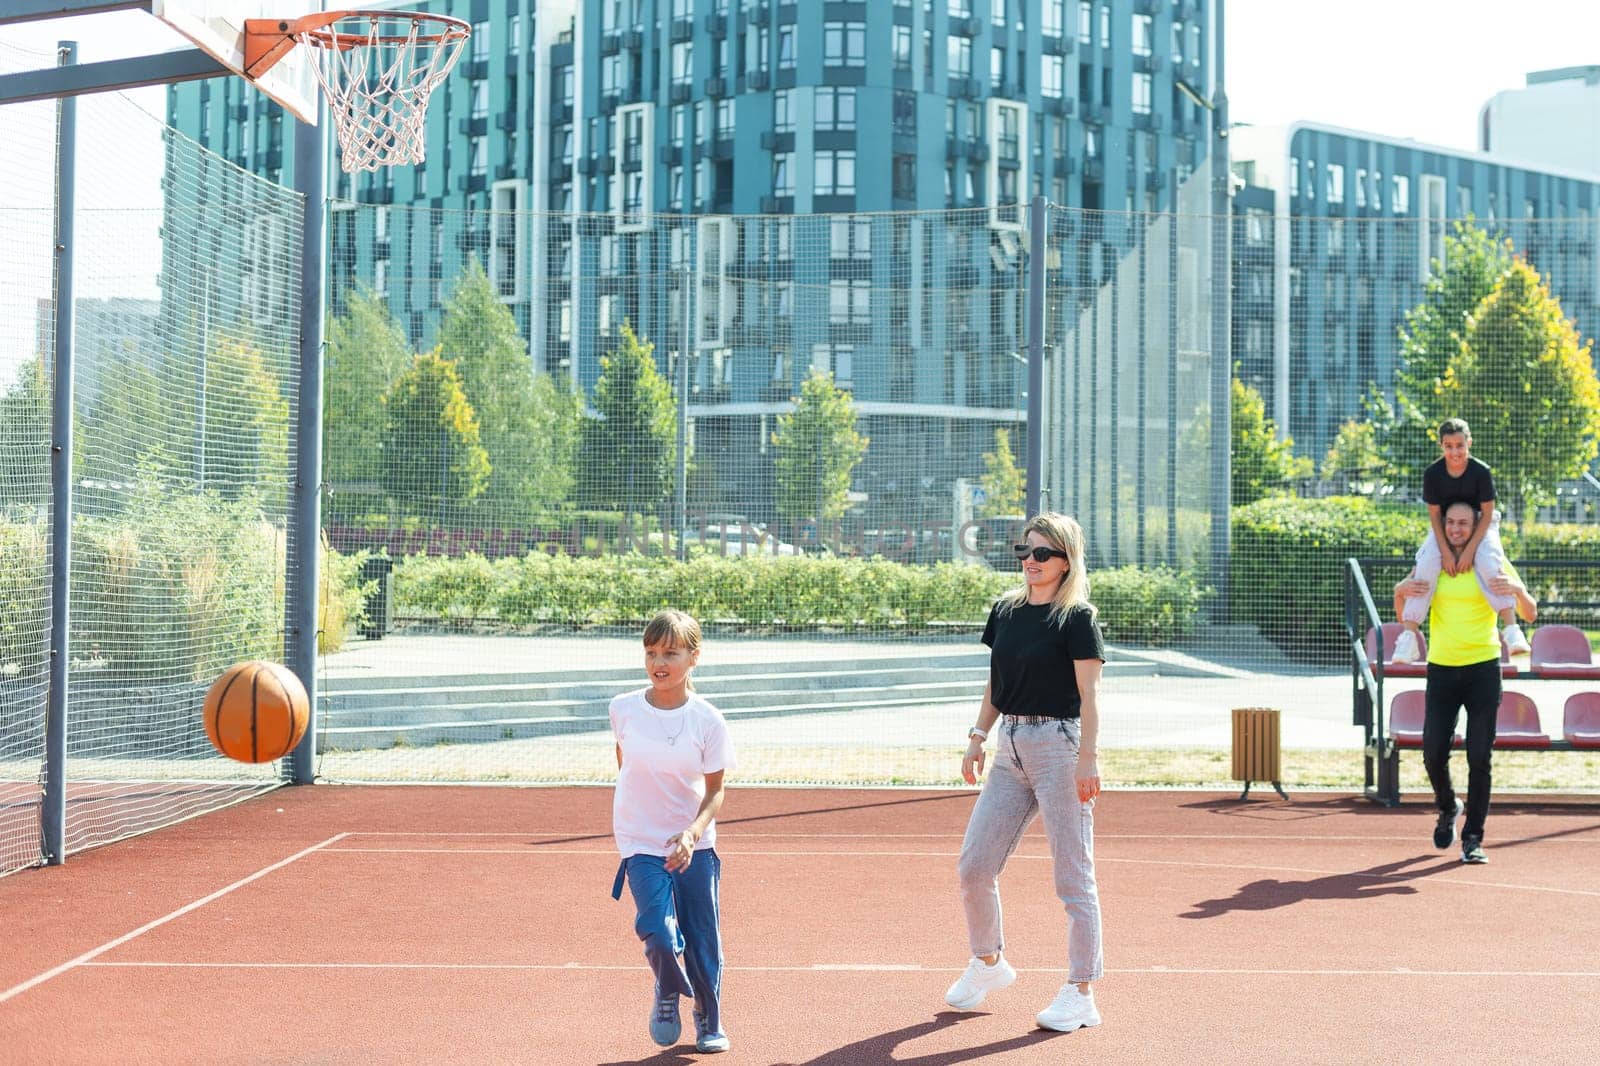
[245,10,470,173]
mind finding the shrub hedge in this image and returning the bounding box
[391,550,1208,645]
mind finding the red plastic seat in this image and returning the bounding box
[1530,624,1600,680]
[1388,689,1460,749]
[1365,623,1427,678]
[1563,692,1600,749]
[1493,691,1550,749]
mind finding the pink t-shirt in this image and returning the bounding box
[610,688,736,859]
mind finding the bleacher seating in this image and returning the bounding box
[1530,625,1600,680]
[1563,692,1600,749]
[1365,623,1427,678]
[1493,692,1552,749]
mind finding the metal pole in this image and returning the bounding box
[1208,0,1233,615]
[676,267,689,561]
[1024,195,1046,517]
[287,114,326,785]
[43,41,78,866]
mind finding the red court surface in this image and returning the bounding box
[2,785,1599,1065]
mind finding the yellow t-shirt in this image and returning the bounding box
[1428,566,1513,667]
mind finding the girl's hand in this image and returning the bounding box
[1076,753,1101,803]
[962,737,987,785]
[664,829,697,872]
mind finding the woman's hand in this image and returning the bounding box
[1397,578,1431,599]
[962,736,987,785]
[664,829,698,872]
[1076,752,1101,803]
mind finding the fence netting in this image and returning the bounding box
[0,80,301,877]
[0,39,54,878]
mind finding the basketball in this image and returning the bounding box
[203,661,310,763]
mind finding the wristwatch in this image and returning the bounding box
[968,726,988,742]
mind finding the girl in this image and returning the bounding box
[945,512,1107,1033]
[609,609,735,1054]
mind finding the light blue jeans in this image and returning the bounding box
[957,715,1104,983]
[614,851,725,1034]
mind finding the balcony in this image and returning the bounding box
[494,162,517,180]
[709,137,735,158]
[1132,111,1164,131]
[949,75,979,99]
[748,69,771,91]
[621,29,643,49]
[458,116,488,137]
[966,139,990,161]
[950,15,982,36]
[705,12,727,36]
[464,59,488,80]
[659,143,681,164]
[496,111,518,131]
[670,17,693,42]
[706,76,728,97]
[670,81,693,103]
[600,32,620,56]
[1042,35,1071,56]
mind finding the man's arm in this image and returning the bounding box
[1395,570,1428,617]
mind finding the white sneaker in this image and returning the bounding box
[944,956,1017,1010]
[1391,629,1421,664]
[1036,983,1102,1032]
[1503,623,1531,657]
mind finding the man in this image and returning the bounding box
[1394,499,1537,864]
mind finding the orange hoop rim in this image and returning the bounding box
[297,10,472,50]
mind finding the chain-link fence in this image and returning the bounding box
[0,75,301,878]
[309,156,1598,790]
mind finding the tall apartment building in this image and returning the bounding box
[1480,66,1600,176]
[1230,121,1600,461]
[166,0,1217,521]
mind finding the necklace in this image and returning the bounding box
[657,712,687,746]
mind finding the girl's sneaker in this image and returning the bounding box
[1036,984,1101,1032]
[649,987,681,1047]
[944,956,1017,1010]
[693,1005,729,1053]
[1503,623,1531,657]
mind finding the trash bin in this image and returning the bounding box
[1231,707,1287,800]
[358,556,395,639]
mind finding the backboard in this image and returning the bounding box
[151,1,320,124]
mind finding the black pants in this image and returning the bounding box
[1422,659,1501,839]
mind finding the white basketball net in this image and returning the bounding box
[299,13,467,173]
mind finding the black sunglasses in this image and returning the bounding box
[1013,544,1070,563]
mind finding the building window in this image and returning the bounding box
[1132,71,1151,114]
[817,87,856,131]
[893,90,917,135]
[472,80,488,118]
[668,165,684,210]
[670,106,687,146]
[1326,163,1344,205]
[716,99,734,141]
[831,218,871,259]
[1421,173,1446,278]
[778,25,796,69]
[1456,185,1472,217]
[1392,174,1410,213]
[816,150,856,196]
[830,280,870,324]
[1171,20,1184,63]
[470,136,487,175]
[893,154,916,199]
[774,88,794,132]
[773,153,793,196]
[823,21,866,67]
[948,36,972,77]
[949,0,972,16]
[1077,1,1092,44]
[893,25,912,69]
[1099,3,1110,48]
[1043,0,1065,36]
[1133,13,1153,56]
[672,41,693,86]
[472,21,489,61]
[490,181,523,300]
[1355,167,1367,209]
[991,46,1006,90]
[994,0,1010,27]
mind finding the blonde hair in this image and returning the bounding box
[995,512,1094,627]
[643,609,702,688]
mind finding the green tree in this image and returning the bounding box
[437,259,578,515]
[1442,258,1600,529]
[579,321,678,516]
[0,356,51,504]
[197,331,289,497]
[324,286,412,507]
[771,370,869,522]
[381,349,490,518]
[1373,221,1516,483]
[77,359,174,482]
[1320,418,1382,484]
[978,427,1025,517]
[1231,375,1307,506]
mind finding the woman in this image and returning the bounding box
[945,512,1105,1033]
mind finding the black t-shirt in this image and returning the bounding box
[1422,456,1495,508]
[981,600,1106,719]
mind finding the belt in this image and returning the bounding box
[1005,714,1076,724]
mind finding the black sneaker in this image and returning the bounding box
[1433,798,1463,849]
[1461,835,1487,864]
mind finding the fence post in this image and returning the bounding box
[1025,195,1046,518]
[677,265,690,561]
[286,113,326,786]
[43,41,79,866]
[1207,4,1233,616]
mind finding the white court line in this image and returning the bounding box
[79,961,1600,979]
[318,846,1600,898]
[340,830,1600,843]
[0,834,349,1006]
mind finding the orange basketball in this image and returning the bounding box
[203,661,310,763]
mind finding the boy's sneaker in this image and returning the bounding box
[1462,834,1488,864]
[1433,798,1463,850]
[692,1005,729,1053]
[1391,629,1421,664]
[944,956,1017,1010]
[1503,623,1531,657]
[1036,984,1102,1033]
[649,987,681,1047]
